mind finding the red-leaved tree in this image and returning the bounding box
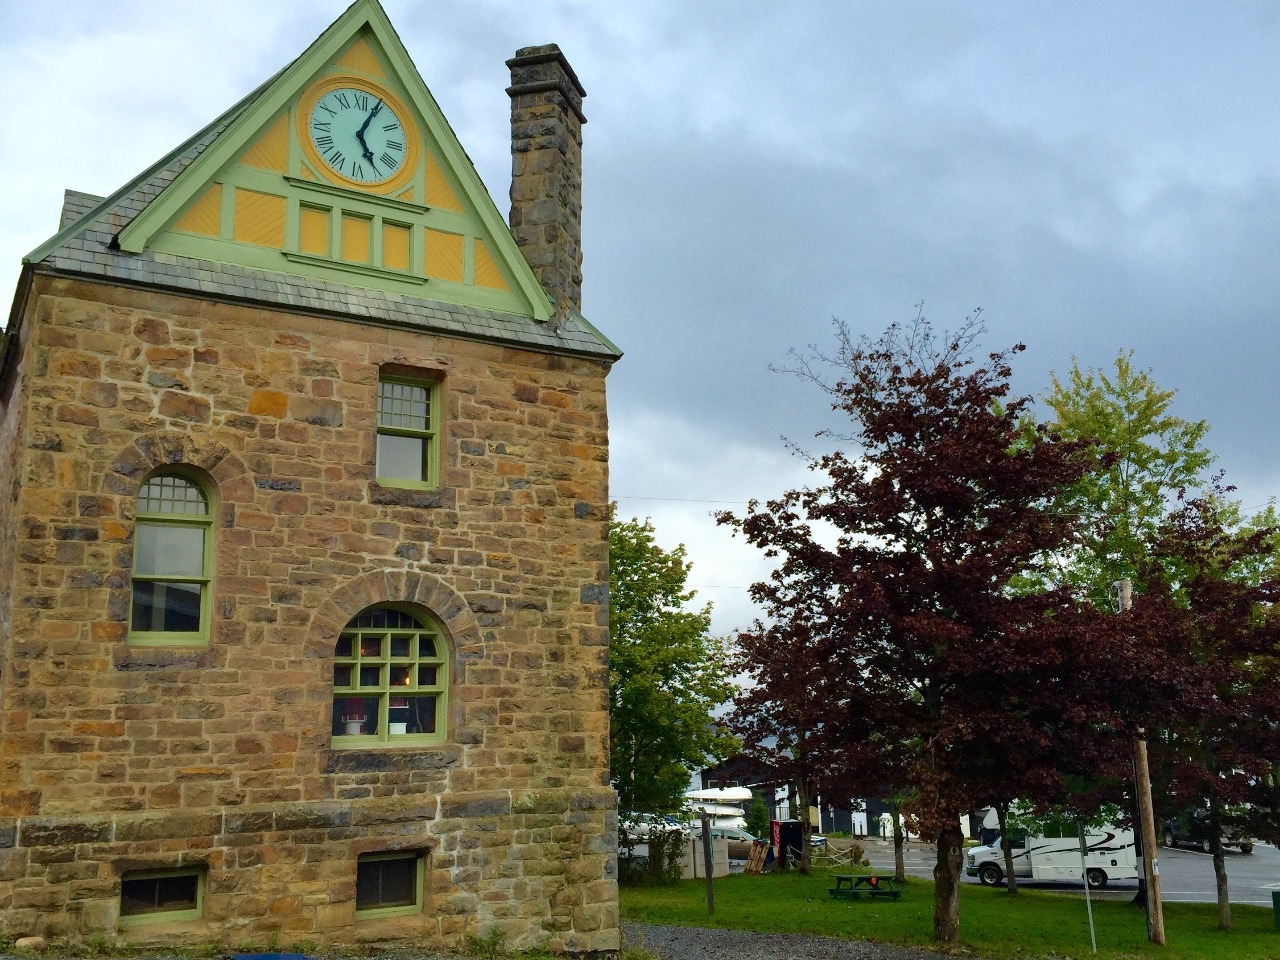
[1134,489,1280,931]
[720,317,1128,942]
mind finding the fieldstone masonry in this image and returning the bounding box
[0,274,618,952]
[508,45,587,327]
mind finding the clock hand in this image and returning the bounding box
[356,129,376,167]
[356,100,383,167]
[357,100,383,139]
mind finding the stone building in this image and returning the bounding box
[0,1,620,953]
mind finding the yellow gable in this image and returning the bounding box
[130,13,545,320]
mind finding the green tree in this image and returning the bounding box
[1041,351,1215,602]
[744,796,770,838]
[609,511,737,812]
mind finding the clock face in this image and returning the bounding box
[308,86,408,185]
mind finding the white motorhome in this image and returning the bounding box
[965,823,1138,889]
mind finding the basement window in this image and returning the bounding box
[120,868,203,925]
[356,851,424,918]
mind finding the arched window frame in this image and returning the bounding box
[127,469,215,647]
[331,604,449,749]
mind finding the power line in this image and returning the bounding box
[612,495,750,505]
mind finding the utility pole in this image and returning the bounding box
[1118,578,1165,946]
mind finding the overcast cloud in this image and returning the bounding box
[4,1,1279,636]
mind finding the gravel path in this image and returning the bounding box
[2,924,948,960]
[623,922,947,960]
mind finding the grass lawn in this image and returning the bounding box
[620,868,1280,959]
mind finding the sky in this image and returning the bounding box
[4,1,1280,638]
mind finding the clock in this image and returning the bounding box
[299,76,417,189]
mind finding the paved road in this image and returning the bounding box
[856,838,1280,906]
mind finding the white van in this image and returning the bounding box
[965,823,1138,889]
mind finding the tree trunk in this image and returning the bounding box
[1130,791,1148,908]
[892,808,906,883]
[995,801,1018,895]
[933,823,964,943]
[1209,798,1231,931]
[796,779,812,875]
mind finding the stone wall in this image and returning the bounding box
[0,275,617,953]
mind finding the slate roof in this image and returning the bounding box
[21,65,620,363]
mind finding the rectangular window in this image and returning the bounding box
[129,473,212,646]
[376,377,439,487]
[356,852,423,917]
[120,868,203,925]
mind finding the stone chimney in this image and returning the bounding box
[507,44,586,326]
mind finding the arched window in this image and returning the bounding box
[128,471,213,645]
[332,606,448,747]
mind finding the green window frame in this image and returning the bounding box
[128,471,214,646]
[376,376,440,487]
[119,867,204,926]
[355,851,425,918]
[332,605,448,748]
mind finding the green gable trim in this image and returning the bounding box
[112,0,553,323]
[283,176,429,215]
[282,251,428,286]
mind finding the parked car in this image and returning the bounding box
[705,826,759,860]
[619,812,683,842]
[1162,808,1253,854]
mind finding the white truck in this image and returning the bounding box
[965,823,1138,889]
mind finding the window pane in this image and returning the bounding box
[407,695,437,734]
[334,665,353,687]
[390,665,411,687]
[132,581,203,632]
[334,696,379,736]
[390,635,411,657]
[357,856,417,910]
[121,873,199,916]
[379,856,418,906]
[418,636,437,657]
[377,433,426,482]
[378,381,430,431]
[417,665,437,687]
[360,636,383,658]
[134,523,205,577]
[137,475,208,515]
[335,636,353,658]
[359,666,381,688]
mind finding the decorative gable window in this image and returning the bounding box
[332,605,448,747]
[128,472,213,646]
[376,376,439,486]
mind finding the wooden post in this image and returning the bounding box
[700,812,714,915]
[1119,578,1165,946]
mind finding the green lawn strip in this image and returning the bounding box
[619,869,1279,959]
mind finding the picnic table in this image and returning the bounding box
[829,873,902,901]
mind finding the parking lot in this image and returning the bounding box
[860,838,1279,906]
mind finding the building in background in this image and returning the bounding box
[0,1,619,952]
